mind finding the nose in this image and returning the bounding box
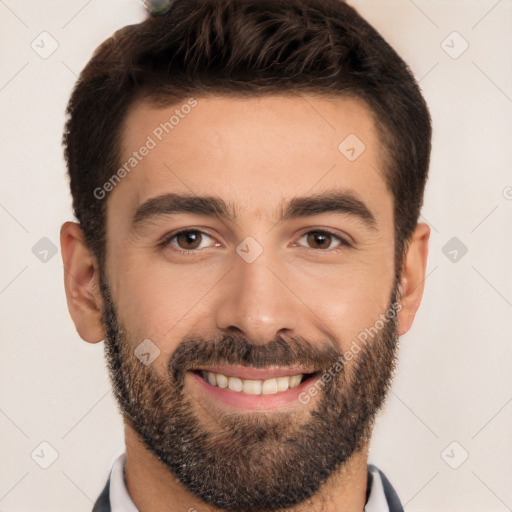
[213,248,302,346]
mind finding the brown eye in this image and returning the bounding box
[163,230,215,253]
[297,230,347,251]
[176,231,202,250]
[307,231,331,249]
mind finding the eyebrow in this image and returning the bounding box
[130,190,378,232]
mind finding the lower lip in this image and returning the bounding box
[188,371,319,410]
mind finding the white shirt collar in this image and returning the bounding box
[109,453,139,512]
[364,464,391,512]
[109,453,391,512]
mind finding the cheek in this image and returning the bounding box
[111,258,219,363]
[299,253,395,353]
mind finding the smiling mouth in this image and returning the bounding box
[191,369,319,396]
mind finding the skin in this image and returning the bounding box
[60,94,430,512]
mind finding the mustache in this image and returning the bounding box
[167,332,343,384]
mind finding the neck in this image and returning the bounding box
[124,424,370,512]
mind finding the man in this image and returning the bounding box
[60,0,431,510]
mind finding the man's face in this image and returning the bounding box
[101,95,399,509]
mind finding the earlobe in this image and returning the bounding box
[60,221,106,343]
[397,222,430,336]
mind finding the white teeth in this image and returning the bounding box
[289,375,302,389]
[228,376,243,392]
[276,376,290,392]
[200,371,306,394]
[216,373,228,388]
[261,378,278,395]
[242,379,261,395]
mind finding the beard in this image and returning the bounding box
[99,271,401,512]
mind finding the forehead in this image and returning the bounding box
[110,94,391,227]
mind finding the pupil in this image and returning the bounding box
[178,231,200,249]
[309,231,329,249]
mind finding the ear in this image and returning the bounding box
[397,222,430,336]
[60,221,105,343]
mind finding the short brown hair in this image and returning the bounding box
[63,0,432,279]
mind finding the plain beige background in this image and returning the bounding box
[1,1,511,510]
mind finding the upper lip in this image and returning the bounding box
[190,365,316,380]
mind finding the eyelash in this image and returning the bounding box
[159,228,352,255]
